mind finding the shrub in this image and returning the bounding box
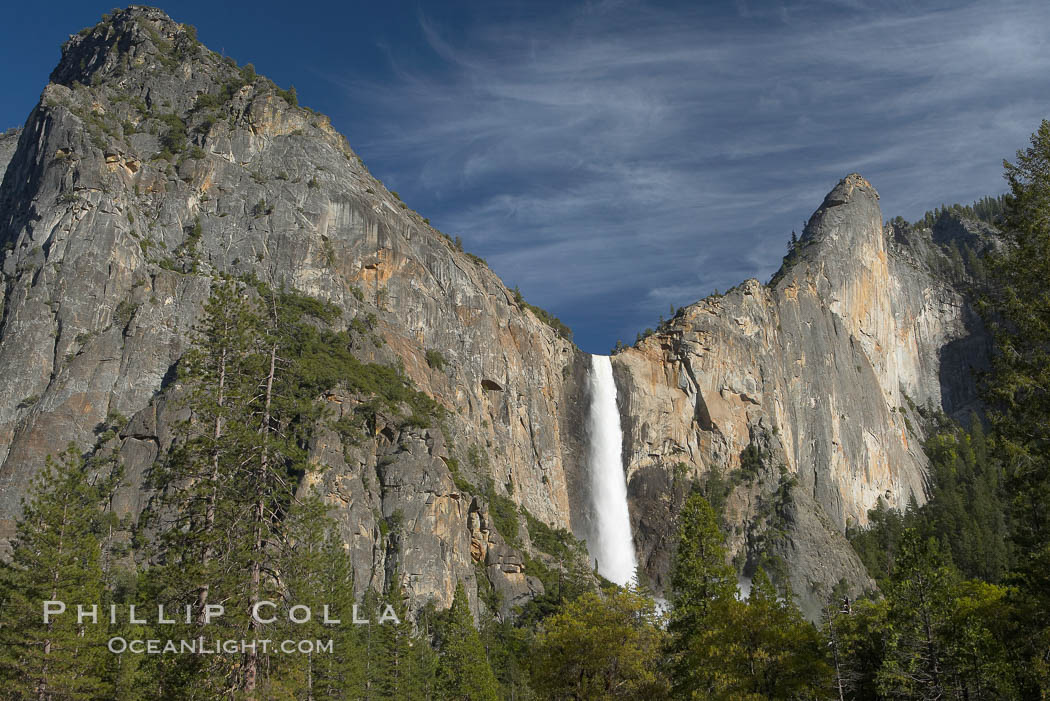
[114,300,138,328]
[524,509,584,561]
[17,394,40,410]
[486,477,520,547]
[276,85,297,107]
[512,286,573,341]
[425,349,446,371]
[193,92,224,111]
[252,199,273,217]
[157,113,187,153]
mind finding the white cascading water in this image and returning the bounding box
[585,354,639,586]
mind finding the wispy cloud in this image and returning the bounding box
[330,0,1050,352]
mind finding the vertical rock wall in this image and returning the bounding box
[0,9,991,622]
[613,175,987,618]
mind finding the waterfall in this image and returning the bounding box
[585,354,638,586]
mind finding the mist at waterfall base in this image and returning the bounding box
[583,355,639,587]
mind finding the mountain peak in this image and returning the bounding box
[50,6,196,88]
[821,172,878,208]
[769,172,884,287]
[802,172,881,245]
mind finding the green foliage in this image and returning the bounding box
[114,299,138,328]
[156,112,187,154]
[720,568,831,699]
[738,441,764,479]
[848,414,1010,587]
[445,456,476,493]
[665,493,741,697]
[512,286,573,341]
[230,277,441,431]
[252,198,273,216]
[266,503,367,697]
[192,92,224,112]
[240,63,257,83]
[141,281,272,694]
[876,531,959,698]
[699,466,733,525]
[139,279,441,695]
[474,560,503,614]
[435,582,501,700]
[196,63,257,111]
[824,595,890,700]
[276,84,298,107]
[983,118,1050,695]
[524,509,585,562]
[184,216,203,254]
[530,587,670,700]
[424,348,446,371]
[913,195,1007,231]
[665,493,831,698]
[362,579,436,699]
[0,445,118,699]
[834,531,1016,700]
[481,473,521,547]
[321,236,335,266]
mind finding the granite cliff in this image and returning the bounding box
[614,174,991,616]
[0,7,990,621]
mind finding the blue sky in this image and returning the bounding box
[3,1,1049,354]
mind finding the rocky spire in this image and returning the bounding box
[800,173,882,249]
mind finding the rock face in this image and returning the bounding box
[613,174,989,617]
[0,8,990,621]
[0,129,20,174]
[0,8,588,617]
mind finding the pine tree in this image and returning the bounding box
[480,611,534,700]
[823,592,858,701]
[723,568,830,698]
[358,588,384,699]
[983,118,1050,695]
[142,279,264,696]
[877,530,956,699]
[369,576,428,700]
[529,586,669,699]
[435,581,500,701]
[832,596,890,701]
[942,579,1016,700]
[268,499,366,698]
[143,279,330,696]
[664,492,741,698]
[0,445,113,699]
[412,602,441,700]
